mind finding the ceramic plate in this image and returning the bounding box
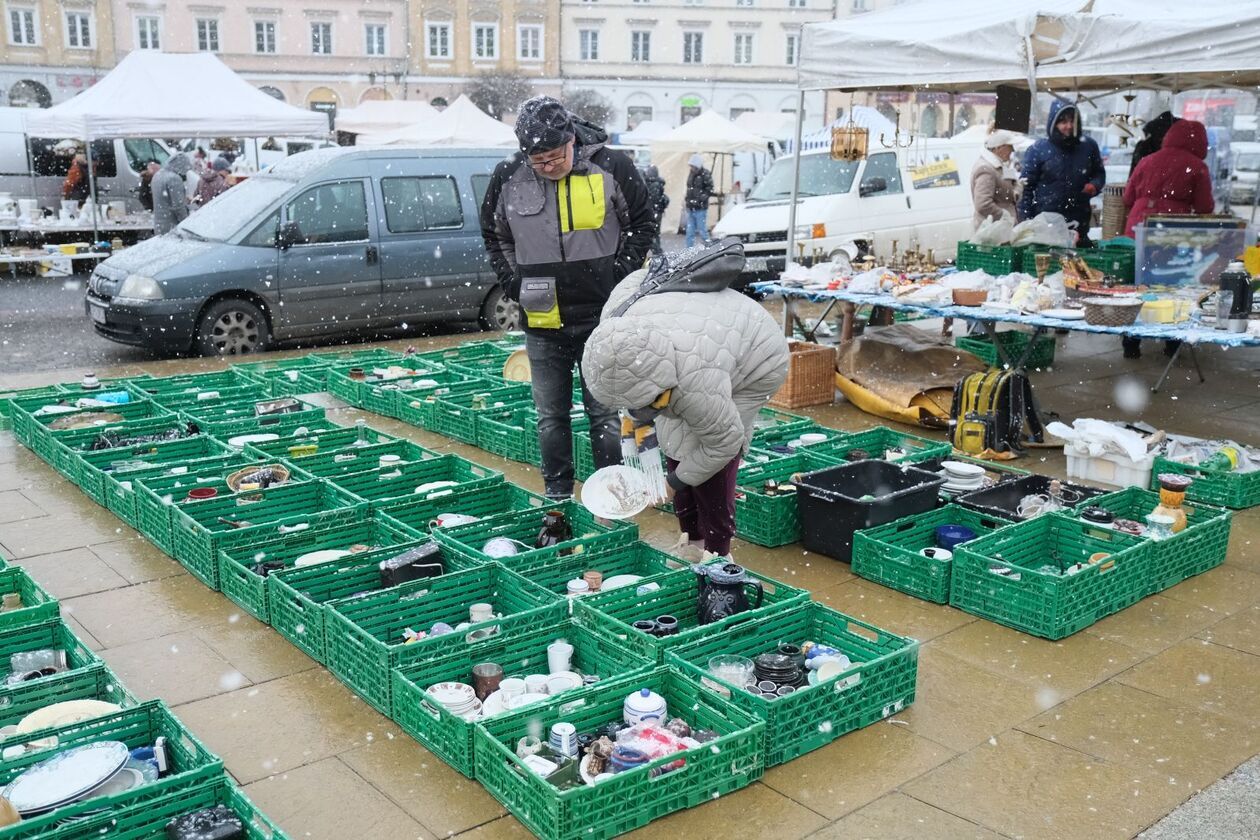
[293,549,352,568]
[940,461,986,479]
[17,701,122,735]
[3,741,129,816]
[600,574,643,591]
[79,766,144,801]
[1041,308,1086,321]
[502,349,532,383]
[581,466,650,520]
[506,692,549,711]
[480,691,507,718]
[227,433,279,448]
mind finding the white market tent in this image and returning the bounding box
[365,95,516,148]
[734,112,800,143]
[782,0,1260,268]
[651,111,772,231]
[336,100,440,144]
[618,120,673,146]
[25,51,329,139]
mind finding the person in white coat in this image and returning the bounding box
[581,239,789,559]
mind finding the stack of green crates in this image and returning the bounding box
[1148,457,1260,510]
[955,241,1028,274]
[955,330,1057,369]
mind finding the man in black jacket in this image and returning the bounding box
[684,154,714,248]
[480,96,655,500]
[644,165,669,254]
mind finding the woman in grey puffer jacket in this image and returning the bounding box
[581,250,789,558]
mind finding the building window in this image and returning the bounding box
[851,0,869,10]
[627,105,653,129]
[517,24,541,61]
[788,0,806,6]
[630,31,650,63]
[730,107,755,121]
[579,29,599,61]
[64,11,91,47]
[680,105,701,123]
[135,16,159,50]
[735,0,753,5]
[473,23,497,59]
[683,32,703,64]
[8,7,36,46]
[196,18,219,52]
[427,22,450,58]
[311,21,332,55]
[734,33,753,64]
[255,20,276,53]
[786,33,797,65]
[365,23,385,56]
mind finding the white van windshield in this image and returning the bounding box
[178,176,294,242]
[749,155,860,202]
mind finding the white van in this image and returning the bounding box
[0,107,171,213]
[713,139,983,278]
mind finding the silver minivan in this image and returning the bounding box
[85,147,517,355]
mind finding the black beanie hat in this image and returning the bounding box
[515,96,575,155]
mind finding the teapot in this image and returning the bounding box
[693,562,763,625]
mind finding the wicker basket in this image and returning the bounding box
[769,341,836,408]
[1101,184,1127,240]
[952,288,989,306]
[1082,296,1144,326]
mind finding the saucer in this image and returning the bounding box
[601,574,643,591]
[293,549,351,567]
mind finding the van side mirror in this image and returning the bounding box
[859,177,888,198]
[277,220,302,249]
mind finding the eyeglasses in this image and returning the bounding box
[529,149,569,171]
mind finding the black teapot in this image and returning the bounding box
[694,562,764,625]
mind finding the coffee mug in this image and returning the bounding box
[525,674,549,695]
[654,615,679,636]
[566,579,590,596]
[471,662,503,701]
[469,603,495,624]
[500,677,526,700]
[547,640,574,674]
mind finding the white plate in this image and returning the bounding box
[3,741,129,816]
[600,574,643,591]
[294,549,352,567]
[506,692,549,711]
[227,433,279,448]
[581,466,650,520]
[940,461,986,479]
[1041,308,1086,321]
[480,691,507,718]
[428,682,475,705]
[17,701,122,735]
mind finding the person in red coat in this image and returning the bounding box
[1123,118,1214,237]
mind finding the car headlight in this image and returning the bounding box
[117,274,163,301]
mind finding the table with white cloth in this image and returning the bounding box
[753,282,1260,394]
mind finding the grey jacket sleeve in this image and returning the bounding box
[667,367,745,487]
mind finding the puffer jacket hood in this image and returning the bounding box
[1047,102,1080,149]
[582,267,789,486]
[164,154,192,177]
[572,117,608,162]
[1162,118,1208,160]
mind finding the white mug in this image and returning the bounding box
[547,640,574,675]
[500,677,526,700]
[525,674,549,695]
[469,602,495,624]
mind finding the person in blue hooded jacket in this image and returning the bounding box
[1017,102,1105,246]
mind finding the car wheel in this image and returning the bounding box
[480,285,520,332]
[195,298,270,356]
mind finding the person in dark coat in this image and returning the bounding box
[1129,111,1178,177]
[684,154,714,248]
[137,161,159,211]
[1017,102,1105,246]
[643,165,669,254]
[194,158,231,207]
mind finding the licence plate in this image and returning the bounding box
[745,257,769,272]
[89,303,107,324]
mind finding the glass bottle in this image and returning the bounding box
[352,418,371,447]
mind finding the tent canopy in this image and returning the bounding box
[651,110,771,155]
[734,111,801,142]
[336,100,439,138]
[365,95,516,148]
[798,0,1260,94]
[617,120,673,146]
[25,51,329,139]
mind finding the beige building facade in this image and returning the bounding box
[0,0,116,107]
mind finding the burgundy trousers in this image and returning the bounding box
[667,455,741,556]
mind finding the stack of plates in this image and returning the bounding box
[938,461,987,494]
[753,653,803,687]
[2,741,137,818]
[427,682,482,721]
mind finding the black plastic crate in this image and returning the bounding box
[955,475,1104,522]
[795,460,945,561]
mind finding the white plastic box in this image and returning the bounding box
[1064,445,1154,490]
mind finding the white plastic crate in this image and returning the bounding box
[1064,445,1154,490]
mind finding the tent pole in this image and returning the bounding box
[85,137,99,244]
[783,89,806,338]
[1024,34,1039,135]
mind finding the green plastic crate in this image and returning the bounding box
[1149,456,1260,510]
[852,504,1010,603]
[666,602,920,766]
[748,422,850,460]
[0,567,59,630]
[394,374,494,430]
[169,480,366,589]
[332,454,503,512]
[0,664,134,731]
[220,511,431,625]
[217,417,342,452]
[955,330,1057,370]
[147,383,274,412]
[1077,486,1232,592]
[134,455,316,557]
[325,359,442,409]
[307,347,405,369]
[477,408,532,463]
[51,416,199,482]
[955,241,1027,274]
[277,438,436,480]
[430,384,533,444]
[324,564,565,714]
[432,499,638,567]
[129,369,255,395]
[0,619,102,706]
[950,514,1150,639]
[733,452,840,546]
[0,385,67,432]
[575,567,809,663]
[243,422,396,461]
[233,355,332,396]
[804,425,952,467]
[384,482,548,538]
[392,619,655,778]
[413,342,512,379]
[0,701,224,838]
[264,515,440,661]
[510,540,686,599]
[5,379,144,442]
[78,435,231,517]
[15,399,173,469]
[473,666,764,840]
[1022,244,1136,281]
[178,394,326,438]
[572,429,596,481]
